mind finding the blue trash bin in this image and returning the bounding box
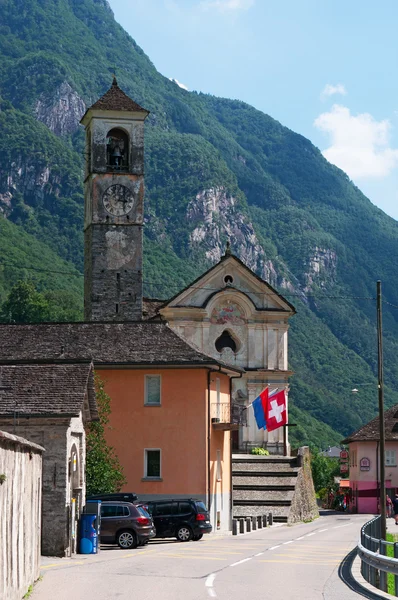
[79,514,98,554]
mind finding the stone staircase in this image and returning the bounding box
[232,454,301,523]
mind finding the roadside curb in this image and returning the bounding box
[350,553,396,599]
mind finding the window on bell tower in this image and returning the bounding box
[106,128,129,171]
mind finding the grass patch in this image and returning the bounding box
[23,585,33,599]
[386,533,398,595]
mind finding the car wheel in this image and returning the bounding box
[176,526,192,542]
[117,530,137,549]
[192,534,203,541]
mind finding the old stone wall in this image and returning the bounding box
[288,446,319,524]
[0,416,85,557]
[0,430,43,600]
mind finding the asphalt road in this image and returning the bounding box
[32,513,375,600]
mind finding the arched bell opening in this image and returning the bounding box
[106,128,129,171]
[215,330,239,353]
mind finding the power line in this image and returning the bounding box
[142,280,376,301]
[0,261,83,277]
[0,261,396,305]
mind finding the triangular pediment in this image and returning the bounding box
[162,256,295,313]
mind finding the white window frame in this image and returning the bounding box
[216,377,221,419]
[386,450,396,466]
[144,448,162,479]
[144,374,162,406]
[216,450,222,482]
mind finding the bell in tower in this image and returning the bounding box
[80,78,149,321]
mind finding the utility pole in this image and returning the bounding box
[377,280,386,540]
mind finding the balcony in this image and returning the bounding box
[211,402,247,431]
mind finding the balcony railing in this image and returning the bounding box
[210,402,247,430]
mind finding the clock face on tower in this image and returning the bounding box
[102,184,135,216]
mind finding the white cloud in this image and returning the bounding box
[320,83,347,100]
[169,78,189,91]
[314,104,398,179]
[199,0,255,12]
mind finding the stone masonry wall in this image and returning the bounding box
[0,418,75,556]
[0,431,44,600]
[288,446,319,524]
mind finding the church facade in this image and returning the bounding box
[159,250,296,453]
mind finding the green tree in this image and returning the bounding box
[0,280,49,323]
[85,375,126,496]
[310,451,340,493]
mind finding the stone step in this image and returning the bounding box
[234,499,291,507]
[233,454,297,466]
[232,462,299,473]
[232,475,298,486]
[233,505,290,519]
[233,489,295,502]
[233,469,298,478]
[233,484,296,492]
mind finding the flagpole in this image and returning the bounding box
[283,425,287,457]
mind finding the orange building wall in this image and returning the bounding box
[98,367,233,530]
[98,368,209,498]
[209,373,232,529]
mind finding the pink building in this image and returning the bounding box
[342,404,398,514]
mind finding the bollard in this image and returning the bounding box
[246,517,251,532]
[252,516,257,530]
[262,514,268,528]
[232,519,238,536]
[268,512,273,526]
[257,516,262,529]
[239,518,245,534]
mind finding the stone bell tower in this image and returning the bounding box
[81,78,149,321]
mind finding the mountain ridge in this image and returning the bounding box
[1,0,398,448]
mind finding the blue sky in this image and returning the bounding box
[108,0,398,220]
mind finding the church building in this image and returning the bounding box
[80,77,296,456]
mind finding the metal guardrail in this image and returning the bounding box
[358,515,398,595]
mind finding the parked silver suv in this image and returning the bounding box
[100,501,155,549]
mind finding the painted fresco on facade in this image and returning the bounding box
[210,302,245,325]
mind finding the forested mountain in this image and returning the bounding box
[1,0,398,448]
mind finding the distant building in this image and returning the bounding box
[320,446,342,459]
[342,404,398,514]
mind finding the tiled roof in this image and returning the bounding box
[0,363,97,419]
[0,322,242,372]
[142,298,165,321]
[88,77,148,113]
[341,404,398,444]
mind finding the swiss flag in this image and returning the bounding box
[266,390,287,432]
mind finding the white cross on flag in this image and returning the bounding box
[266,390,287,432]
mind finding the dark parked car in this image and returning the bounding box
[88,492,138,503]
[143,499,212,542]
[100,501,155,549]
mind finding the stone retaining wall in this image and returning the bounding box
[0,430,44,600]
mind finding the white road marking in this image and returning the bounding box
[230,558,252,567]
[255,552,264,556]
[205,573,217,598]
[333,523,352,529]
[268,545,281,550]
[295,536,305,540]
[319,529,328,533]
[283,540,294,545]
[306,533,316,537]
